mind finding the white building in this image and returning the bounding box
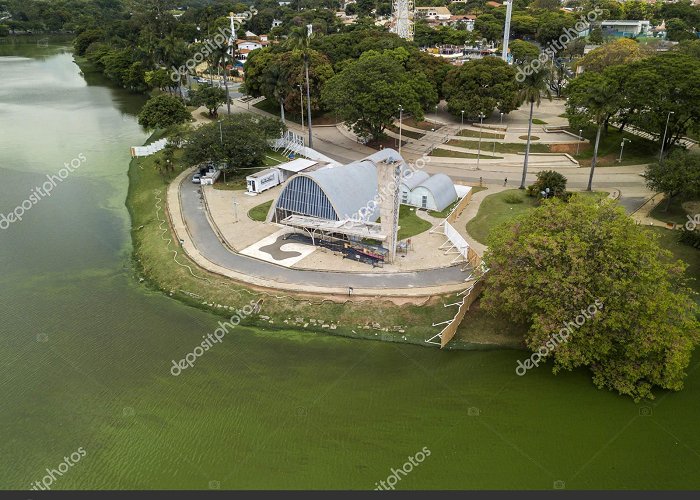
[601,20,651,37]
[415,6,452,21]
[237,40,265,51]
[400,171,458,212]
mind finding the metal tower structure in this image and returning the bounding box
[391,0,414,41]
[501,0,513,63]
[228,12,237,59]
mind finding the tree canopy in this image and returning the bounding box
[244,47,335,114]
[443,57,520,118]
[482,195,700,401]
[321,48,438,141]
[137,93,191,130]
[645,150,700,207]
[575,38,650,74]
[188,84,227,117]
[183,114,285,173]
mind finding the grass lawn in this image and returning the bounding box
[453,301,527,348]
[387,124,425,140]
[212,150,289,191]
[427,186,488,218]
[397,205,433,240]
[264,150,290,165]
[465,189,538,245]
[430,148,503,160]
[248,200,273,222]
[647,226,700,298]
[573,125,660,167]
[458,129,505,140]
[404,117,440,131]
[428,201,459,219]
[531,118,548,125]
[649,195,698,226]
[127,138,460,346]
[253,98,341,125]
[446,139,551,154]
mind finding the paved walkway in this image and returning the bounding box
[168,168,475,297]
[225,98,652,194]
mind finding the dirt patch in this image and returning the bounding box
[549,143,586,154]
[367,137,407,150]
[310,113,342,126]
[404,117,441,131]
[682,201,700,215]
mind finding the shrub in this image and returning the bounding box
[504,193,524,204]
[527,170,567,199]
[679,227,700,249]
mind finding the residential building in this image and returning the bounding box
[600,20,651,37]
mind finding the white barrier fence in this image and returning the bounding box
[131,138,168,158]
[443,221,469,260]
[270,131,341,166]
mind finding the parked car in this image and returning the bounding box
[192,173,201,184]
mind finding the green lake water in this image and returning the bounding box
[0,39,699,490]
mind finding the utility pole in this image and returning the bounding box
[224,12,236,116]
[304,24,314,149]
[659,111,674,162]
[501,0,513,63]
[298,84,304,133]
[576,129,583,155]
[476,112,485,170]
[398,105,403,156]
[618,138,631,163]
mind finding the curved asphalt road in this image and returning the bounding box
[180,180,469,288]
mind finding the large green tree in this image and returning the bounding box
[620,53,700,151]
[183,114,285,174]
[137,93,191,130]
[321,48,437,141]
[575,38,649,74]
[508,39,540,65]
[482,195,700,401]
[645,150,700,210]
[189,84,227,117]
[443,57,520,118]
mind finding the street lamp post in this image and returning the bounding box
[298,84,304,133]
[659,111,675,162]
[398,105,403,156]
[500,112,504,125]
[434,104,438,124]
[576,129,583,155]
[305,24,314,149]
[618,138,631,163]
[219,121,226,184]
[476,112,485,170]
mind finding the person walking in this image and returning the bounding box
[504,177,508,187]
